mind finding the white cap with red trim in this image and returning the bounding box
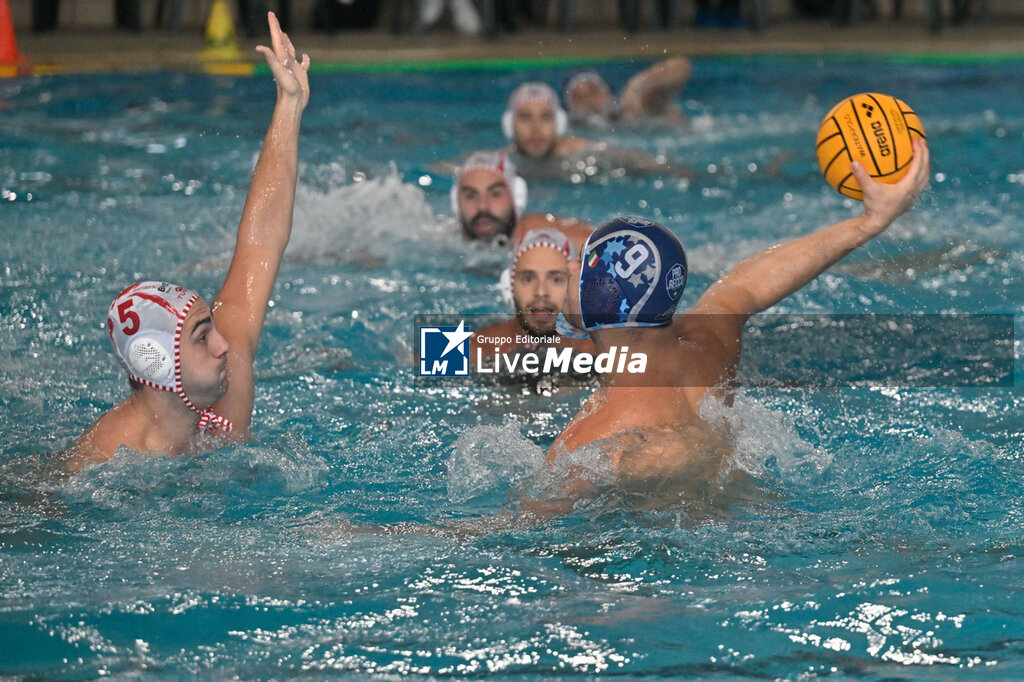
[498,228,576,309]
[502,82,568,140]
[107,281,232,433]
[451,150,528,221]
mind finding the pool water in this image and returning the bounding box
[1,57,1023,678]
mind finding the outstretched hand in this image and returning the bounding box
[852,138,930,237]
[255,12,310,109]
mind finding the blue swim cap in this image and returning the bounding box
[579,217,687,332]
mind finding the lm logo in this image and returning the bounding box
[418,320,472,377]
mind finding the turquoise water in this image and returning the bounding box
[1,57,1023,678]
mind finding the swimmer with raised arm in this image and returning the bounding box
[502,82,694,180]
[452,150,592,247]
[534,140,930,506]
[564,57,692,128]
[64,13,309,472]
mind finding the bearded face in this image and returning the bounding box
[457,169,516,241]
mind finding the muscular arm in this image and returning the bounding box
[694,140,930,322]
[619,57,691,120]
[211,13,310,434]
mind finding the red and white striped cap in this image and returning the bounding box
[108,281,232,433]
[498,228,578,309]
[510,228,576,285]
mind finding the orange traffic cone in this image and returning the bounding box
[199,0,243,62]
[0,0,29,77]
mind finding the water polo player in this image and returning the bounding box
[533,140,930,506]
[65,13,309,470]
[451,150,593,247]
[502,81,696,181]
[502,82,597,160]
[473,228,595,363]
[452,150,526,243]
[563,57,692,128]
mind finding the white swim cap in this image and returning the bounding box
[451,150,528,220]
[562,69,612,112]
[499,228,576,310]
[108,281,232,432]
[502,82,568,140]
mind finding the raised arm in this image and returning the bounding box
[693,139,930,322]
[619,56,691,120]
[210,12,310,434]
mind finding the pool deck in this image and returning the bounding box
[10,12,1024,76]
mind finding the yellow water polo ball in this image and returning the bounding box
[816,92,926,200]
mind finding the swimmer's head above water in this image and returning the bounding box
[502,228,576,336]
[503,82,568,159]
[559,217,687,337]
[108,281,232,431]
[452,150,527,243]
[563,69,613,118]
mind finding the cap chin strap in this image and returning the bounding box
[171,296,233,433]
[130,369,234,434]
[197,410,232,432]
[556,313,591,340]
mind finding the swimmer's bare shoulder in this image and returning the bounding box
[548,311,742,468]
[537,412,732,514]
[64,404,141,471]
[64,399,229,472]
[551,386,686,459]
[554,136,600,156]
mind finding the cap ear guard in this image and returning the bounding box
[512,176,528,218]
[449,182,460,218]
[501,109,515,141]
[127,334,174,384]
[556,106,568,137]
[498,266,514,309]
[450,167,529,221]
[501,102,568,141]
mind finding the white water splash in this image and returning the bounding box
[288,169,451,263]
[700,391,832,485]
[447,420,544,504]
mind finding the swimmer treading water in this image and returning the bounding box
[501,81,697,181]
[63,12,310,472]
